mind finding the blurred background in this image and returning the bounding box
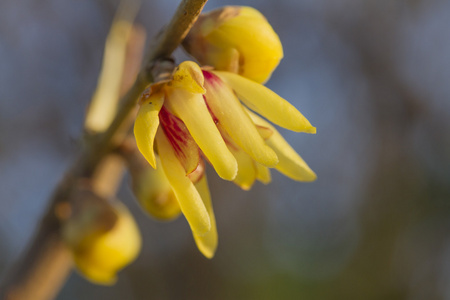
[1,0,450,299]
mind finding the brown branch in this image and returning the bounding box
[0,1,208,299]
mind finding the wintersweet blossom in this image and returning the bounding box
[183,6,283,83]
[134,61,315,258]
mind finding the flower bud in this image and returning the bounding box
[129,151,182,221]
[63,199,141,285]
[183,6,283,83]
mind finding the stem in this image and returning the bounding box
[0,1,208,299]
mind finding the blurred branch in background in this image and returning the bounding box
[84,0,141,134]
[0,0,208,299]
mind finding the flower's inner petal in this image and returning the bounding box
[156,129,211,235]
[170,61,206,94]
[249,110,317,181]
[214,71,316,133]
[205,46,240,74]
[187,159,205,184]
[134,92,164,168]
[203,70,278,167]
[231,147,257,190]
[159,106,200,175]
[255,163,271,184]
[193,174,218,259]
[165,87,238,181]
[217,124,257,190]
[256,125,273,140]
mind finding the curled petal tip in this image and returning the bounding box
[134,93,164,169]
[239,184,252,191]
[193,175,218,258]
[291,168,317,182]
[171,61,206,94]
[249,110,317,182]
[308,172,318,182]
[306,126,317,134]
[221,164,238,181]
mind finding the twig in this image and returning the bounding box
[0,1,208,299]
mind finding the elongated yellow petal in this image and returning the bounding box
[231,147,256,190]
[255,163,271,184]
[193,175,218,259]
[203,71,278,167]
[165,87,238,180]
[216,124,257,190]
[256,125,273,140]
[248,111,317,182]
[156,129,211,235]
[159,107,200,175]
[214,71,316,133]
[134,92,164,168]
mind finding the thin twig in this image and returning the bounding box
[0,1,208,299]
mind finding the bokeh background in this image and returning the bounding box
[1,0,450,299]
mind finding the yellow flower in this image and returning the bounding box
[66,202,142,285]
[183,6,283,84]
[134,61,315,258]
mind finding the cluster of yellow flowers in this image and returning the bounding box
[68,5,316,285]
[134,6,316,258]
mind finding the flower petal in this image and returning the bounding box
[159,107,200,175]
[205,47,240,74]
[217,124,257,190]
[165,87,238,180]
[134,92,164,168]
[156,129,211,235]
[231,147,256,190]
[203,71,278,167]
[255,163,271,184]
[255,125,273,140]
[214,71,316,133]
[170,61,206,94]
[133,156,182,221]
[193,174,218,259]
[248,111,317,181]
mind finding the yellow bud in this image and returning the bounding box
[183,6,284,83]
[66,202,142,285]
[130,154,182,221]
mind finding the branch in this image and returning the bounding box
[0,1,208,299]
[76,0,209,178]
